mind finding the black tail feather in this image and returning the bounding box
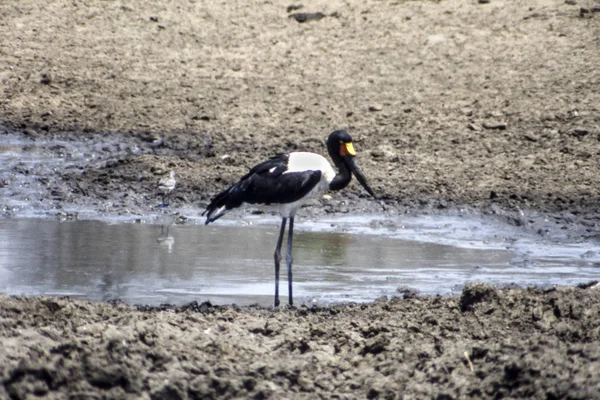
[203,184,244,224]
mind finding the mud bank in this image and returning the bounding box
[1,283,599,399]
[1,128,599,247]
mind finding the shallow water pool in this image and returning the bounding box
[0,215,597,306]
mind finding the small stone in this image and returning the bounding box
[370,145,396,161]
[151,166,166,175]
[478,0,491,3]
[368,104,383,112]
[142,135,163,148]
[564,0,577,4]
[23,128,39,137]
[103,326,126,342]
[287,4,304,13]
[522,134,539,142]
[288,12,325,23]
[426,34,445,45]
[580,250,597,259]
[482,122,507,130]
[396,286,419,299]
[570,128,589,137]
[524,12,543,20]
[40,71,52,85]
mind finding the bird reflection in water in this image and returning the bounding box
[157,235,175,253]
[157,212,175,253]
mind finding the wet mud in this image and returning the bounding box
[1,0,600,398]
[1,284,600,399]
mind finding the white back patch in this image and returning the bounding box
[286,152,336,183]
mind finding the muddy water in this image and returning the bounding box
[0,217,597,306]
[0,131,142,218]
[0,132,598,306]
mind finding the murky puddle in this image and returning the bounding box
[0,131,598,305]
[0,216,597,306]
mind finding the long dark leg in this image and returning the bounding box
[286,217,294,306]
[273,217,287,307]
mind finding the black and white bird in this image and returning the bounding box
[203,130,376,306]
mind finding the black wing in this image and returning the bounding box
[203,154,322,224]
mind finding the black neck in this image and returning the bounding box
[327,137,352,192]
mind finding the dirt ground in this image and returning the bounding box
[1,0,600,398]
[0,283,599,400]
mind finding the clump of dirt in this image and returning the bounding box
[1,285,599,399]
[459,282,499,312]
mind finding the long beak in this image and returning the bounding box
[345,156,377,198]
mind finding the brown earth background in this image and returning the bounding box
[1,0,600,399]
[2,0,600,215]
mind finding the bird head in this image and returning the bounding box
[327,130,376,198]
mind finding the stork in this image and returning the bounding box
[203,130,376,306]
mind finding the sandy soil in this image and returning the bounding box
[1,0,600,398]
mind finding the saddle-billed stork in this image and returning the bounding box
[203,130,376,306]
